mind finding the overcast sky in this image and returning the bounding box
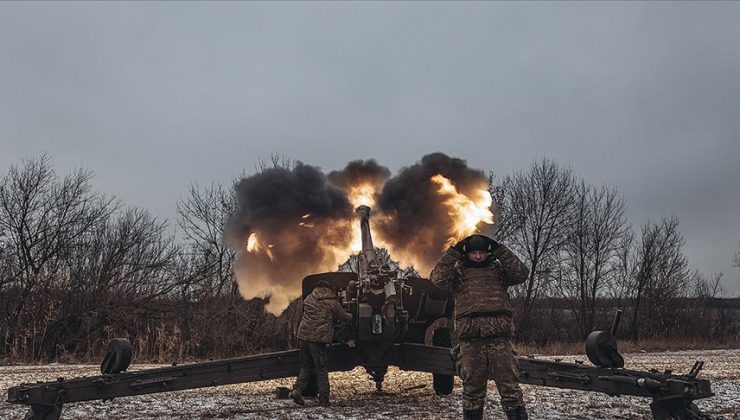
[1,2,738,295]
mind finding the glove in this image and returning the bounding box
[487,237,501,251]
[450,239,466,255]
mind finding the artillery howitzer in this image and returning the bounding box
[8,206,714,419]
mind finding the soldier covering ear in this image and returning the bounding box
[431,234,530,420]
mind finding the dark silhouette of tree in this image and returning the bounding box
[1,154,735,361]
[495,158,577,333]
[43,207,179,359]
[0,155,116,356]
[628,217,690,340]
[557,182,630,338]
[177,182,237,298]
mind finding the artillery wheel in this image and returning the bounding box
[100,338,133,374]
[432,328,454,395]
[302,374,318,397]
[585,331,624,368]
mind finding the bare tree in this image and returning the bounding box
[628,216,689,340]
[255,153,295,172]
[488,172,512,240]
[0,226,13,292]
[692,271,724,300]
[496,158,577,331]
[0,155,116,354]
[39,207,180,359]
[86,207,179,299]
[733,242,740,271]
[557,182,630,337]
[605,230,635,306]
[177,182,237,298]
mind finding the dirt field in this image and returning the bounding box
[2,349,738,419]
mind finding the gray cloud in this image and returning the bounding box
[1,2,739,294]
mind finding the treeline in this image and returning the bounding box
[0,155,298,362]
[492,159,738,343]
[0,155,737,363]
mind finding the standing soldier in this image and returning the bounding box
[290,280,353,407]
[430,234,529,420]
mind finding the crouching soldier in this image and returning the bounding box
[430,235,530,420]
[290,280,353,407]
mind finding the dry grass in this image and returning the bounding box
[516,337,740,357]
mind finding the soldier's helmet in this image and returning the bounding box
[316,280,331,289]
[463,234,493,254]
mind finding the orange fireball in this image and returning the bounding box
[430,174,494,249]
[245,232,276,262]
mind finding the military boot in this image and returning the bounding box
[463,408,483,420]
[289,388,305,406]
[316,392,331,407]
[504,405,529,420]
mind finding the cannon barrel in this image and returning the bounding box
[355,205,378,276]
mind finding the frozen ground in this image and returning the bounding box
[2,349,738,419]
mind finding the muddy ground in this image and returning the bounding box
[2,349,738,419]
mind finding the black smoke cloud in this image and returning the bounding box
[225,163,353,314]
[375,153,490,274]
[226,163,351,242]
[225,153,492,313]
[327,159,391,193]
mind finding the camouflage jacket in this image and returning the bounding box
[430,244,529,339]
[297,286,353,344]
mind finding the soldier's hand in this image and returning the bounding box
[487,237,501,251]
[450,239,466,255]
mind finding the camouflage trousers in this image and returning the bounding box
[458,336,524,411]
[293,340,329,402]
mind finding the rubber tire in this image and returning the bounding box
[432,328,454,395]
[100,338,133,374]
[585,331,624,368]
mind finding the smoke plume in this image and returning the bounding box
[327,159,391,204]
[225,163,353,314]
[226,153,494,314]
[375,153,492,275]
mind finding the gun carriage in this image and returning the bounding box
[8,206,714,419]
